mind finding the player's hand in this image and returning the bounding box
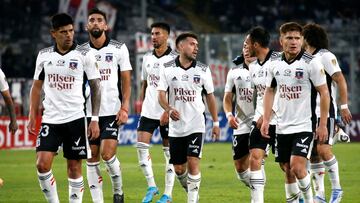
[88,121,100,140]
[160,111,169,126]
[212,126,220,141]
[227,115,239,129]
[340,108,352,125]
[169,109,180,121]
[256,116,263,129]
[316,125,328,143]
[9,120,18,135]
[116,108,128,126]
[260,121,270,138]
[27,116,37,135]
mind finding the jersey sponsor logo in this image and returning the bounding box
[258,70,264,77]
[149,74,160,87]
[279,84,302,100]
[95,54,101,61]
[181,74,189,81]
[105,53,113,62]
[255,84,266,96]
[295,68,304,79]
[99,68,111,81]
[193,75,200,84]
[238,87,253,102]
[56,60,65,66]
[174,87,196,102]
[284,69,291,76]
[48,74,75,90]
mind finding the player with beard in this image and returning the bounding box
[82,8,132,203]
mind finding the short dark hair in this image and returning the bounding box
[51,13,73,30]
[248,26,270,47]
[302,23,329,49]
[279,22,302,35]
[88,7,107,22]
[150,22,170,34]
[175,32,198,47]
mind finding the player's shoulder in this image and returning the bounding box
[78,42,90,49]
[270,51,282,61]
[144,50,153,57]
[109,39,125,49]
[75,44,91,55]
[301,51,315,64]
[196,61,208,72]
[163,59,176,68]
[169,50,178,57]
[38,46,54,55]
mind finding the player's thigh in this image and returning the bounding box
[100,139,118,161]
[36,123,62,154]
[291,132,313,160]
[62,117,89,160]
[275,134,293,163]
[186,133,204,159]
[249,122,270,151]
[88,145,101,162]
[98,115,119,142]
[234,153,250,172]
[36,151,56,172]
[232,133,250,161]
[160,124,169,146]
[169,136,188,165]
[137,116,160,143]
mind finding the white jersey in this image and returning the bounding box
[224,63,254,134]
[82,38,132,117]
[266,50,326,134]
[34,44,100,124]
[249,51,279,125]
[141,47,178,119]
[313,49,341,119]
[157,57,214,137]
[0,68,9,91]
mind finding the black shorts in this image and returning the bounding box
[232,133,250,160]
[275,132,314,163]
[249,122,276,154]
[137,116,169,139]
[169,133,203,165]
[88,115,119,145]
[36,117,90,160]
[311,117,336,157]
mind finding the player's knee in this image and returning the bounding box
[310,154,321,163]
[36,161,51,173]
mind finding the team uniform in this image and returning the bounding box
[157,56,214,164]
[82,37,132,144]
[266,50,326,163]
[249,51,278,153]
[34,43,100,159]
[138,47,177,136]
[224,63,254,160]
[0,68,9,92]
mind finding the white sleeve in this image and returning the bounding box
[157,66,168,91]
[140,55,147,81]
[310,58,327,87]
[118,44,132,71]
[265,61,275,87]
[224,68,234,93]
[84,50,101,80]
[203,66,214,94]
[0,69,9,91]
[322,52,341,76]
[33,52,45,80]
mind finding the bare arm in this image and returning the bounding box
[1,90,18,134]
[139,80,147,102]
[332,72,352,124]
[260,87,275,138]
[223,92,238,129]
[158,90,179,121]
[88,78,101,140]
[27,80,43,134]
[206,93,220,140]
[116,70,131,125]
[315,84,330,142]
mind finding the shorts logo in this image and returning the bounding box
[301,148,307,154]
[301,137,308,143]
[110,120,115,127]
[193,75,200,84]
[75,137,81,146]
[79,150,86,155]
[192,148,199,154]
[192,137,198,144]
[105,53,113,62]
[111,131,117,136]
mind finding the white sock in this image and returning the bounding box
[68,176,84,203]
[285,182,300,203]
[187,173,201,203]
[104,155,123,195]
[250,170,265,203]
[237,168,251,188]
[37,170,59,203]
[310,162,325,198]
[137,142,156,187]
[261,159,266,184]
[324,156,341,189]
[177,170,188,192]
[87,162,103,203]
[163,147,175,196]
[297,174,313,203]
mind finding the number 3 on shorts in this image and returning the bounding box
[40,125,50,137]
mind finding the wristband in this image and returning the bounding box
[91,116,99,121]
[226,112,233,119]
[121,107,128,113]
[213,121,220,127]
[340,104,348,110]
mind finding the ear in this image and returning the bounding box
[279,36,283,46]
[50,30,56,39]
[104,24,108,31]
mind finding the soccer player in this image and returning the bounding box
[82,8,132,203]
[28,13,101,203]
[303,23,351,203]
[0,67,18,134]
[260,22,330,203]
[136,22,177,203]
[158,33,220,203]
[223,37,255,193]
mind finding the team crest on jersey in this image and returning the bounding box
[193,75,200,84]
[95,54,101,61]
[284,69,291,76]
[69,60,78,70]
[295,68,303,79]
[182,74,189,81]
[57,59,65,66]
[105,53,113,62]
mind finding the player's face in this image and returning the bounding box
[280,31,303,58]
[243,39,257,63]
[87,13,107,39]
[51,24,74,51]
[151,27,168,49]
[180,37,198,61]
[244,35,256,57]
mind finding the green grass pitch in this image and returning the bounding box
[0,143,359,202]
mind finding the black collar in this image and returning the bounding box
[54,42,77,55]
[312,48,321,55]
[153,46,172,58]
[243,63,249,70]
[281,49,304,65]
[257,50,273,66]
[89,35,111,50]
[175,56,197,70]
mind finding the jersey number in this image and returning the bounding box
[40,125,50,137]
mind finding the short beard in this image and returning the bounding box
[90,29,104,39]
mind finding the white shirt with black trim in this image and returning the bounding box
[224,63,254,134]
[34,44,100,124]
[266,50,326,134]
[313,49,341,119]
[141,47,178,119]
[82,38,132,117]
[0,68,9,91]
[157,57,214,137]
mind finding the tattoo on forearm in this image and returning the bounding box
[89,78,101,115]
